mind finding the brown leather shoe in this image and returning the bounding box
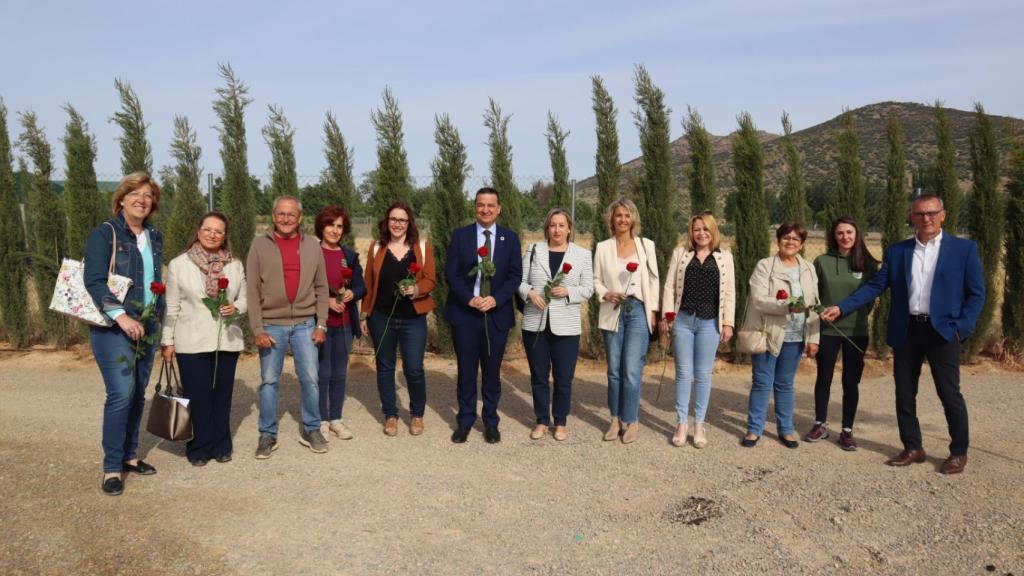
[940,454,967,475]
[383,417,398,437]
[409,417,424,436]
[886,449,927,466]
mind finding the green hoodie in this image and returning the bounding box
[813,250,878,338]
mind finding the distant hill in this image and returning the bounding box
[576,101,1024,208]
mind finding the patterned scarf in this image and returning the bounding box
[186,243,233,297]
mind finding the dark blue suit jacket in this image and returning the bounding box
[444,223,522,332]
[838,233,985,348]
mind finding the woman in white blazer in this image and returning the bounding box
[593,198,659,444]
[519,208,594,441]
[660,212,735,448]
[161,212,247,466]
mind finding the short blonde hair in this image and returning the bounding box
[686,213,721,251]
[542,208,573,243]
[111,171,161,215]
[604,198,641,238]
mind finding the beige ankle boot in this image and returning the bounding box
[621,422,639,444]
[604,418,621,441]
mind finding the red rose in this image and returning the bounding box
[477,246,489,258]
[217,277,229,290]
[340,267,353,279]
[665,312,677,322]
[150,281,166,295]
[776,289,789,300]
[626,262,639,273]
[408,262,423,275]
[561,263,572,274]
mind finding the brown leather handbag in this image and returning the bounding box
[146,359,193,442]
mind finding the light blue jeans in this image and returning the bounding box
[603,299,650,424]
[672,312,720,424]
[746,341,804,437]
[258,319,321,436]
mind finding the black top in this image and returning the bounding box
[548,250,566,278]
[680,254,719,320]
[374,248,418,319]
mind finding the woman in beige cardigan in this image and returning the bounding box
[593,198,659,444]
[660,212,735,448]
[161,212,247,466]
[739,222,819,449]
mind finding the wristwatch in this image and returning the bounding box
[316,324,327,332]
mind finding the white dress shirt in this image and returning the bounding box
[474,222,496,297]
[909,230,942,315]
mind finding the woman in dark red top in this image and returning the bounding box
[361,202,437,437]
[314,206,366,440]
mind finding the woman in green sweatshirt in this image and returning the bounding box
[806,217,878,450]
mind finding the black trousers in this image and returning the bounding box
[177,351,239,461]
[814,334,868,429]
[892,320,969,455]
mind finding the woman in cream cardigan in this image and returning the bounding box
[519,208,593,441]
[739,221,819,449]
[593,198,659,444]
[161,212,247,466]
[660,212,735,448]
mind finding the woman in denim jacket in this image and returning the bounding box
[84,172,164,496]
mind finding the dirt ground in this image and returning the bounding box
[1,349,1021,576]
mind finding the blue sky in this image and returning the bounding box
[2,0,1021,187]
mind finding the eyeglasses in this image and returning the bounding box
[780,235,803,243]
[388,217,409,225]
[200,227,226,237]
[912,210,943,220]
[274,212,300,221]
[125,191,154,201]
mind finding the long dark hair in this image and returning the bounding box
[827,216,877,272]
[186,211,231,253]
[376,201,419,247]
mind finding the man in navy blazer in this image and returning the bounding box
[822,194,985,474]
[445,188,523,444]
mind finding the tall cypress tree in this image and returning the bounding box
[631,64,675,281]
[964,103,1002,360]
[322,111,357,246]
[262,104,299,200]
[18,112,68,346]
[370,88,413,218]
[873,115,909,358]
[545,111,571,212]
[933,100,961,232]
[61,104,103,260]
[731,111,770,342]
[483,98,523,236]
[111,78,153,175]
[833,110,865,225]
[213,63,255,259]
[779,111,808,224]
[588,75,621,357]
[684,106,715,215]
[0,99,30,347]
[1003,131,1024,355]
[429,113,470,353]
[163,116,205,258]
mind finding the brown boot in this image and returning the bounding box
[621,422,639,444]
[603,418,621,441]
[409,417,424,436]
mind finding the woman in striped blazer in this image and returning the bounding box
[519,208,594,441]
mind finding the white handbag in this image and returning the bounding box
[49,223,133,327]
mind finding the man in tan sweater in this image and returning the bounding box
[247,196,331,458]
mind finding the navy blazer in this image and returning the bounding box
[444,223,522,332]
[838,233,985,347]
[336,245,367,338]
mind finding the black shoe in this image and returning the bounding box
[215,454,232,463]
[780,437,800,449]
[102,477,124,496]
[122,460,157,475]
[484,426,501,444]
[451,427,471,444]
[189,458,209,467]
[740,436,760,448]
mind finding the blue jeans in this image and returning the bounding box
[91,326,157,473]
[258,319,321,436]
[672,312,720,423]
[318,326,353,421]
[367,312,427,418]
[523,327,580,426]
[603,299,650,424]
[746,341,804,437]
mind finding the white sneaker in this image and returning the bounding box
[329,419,354,440]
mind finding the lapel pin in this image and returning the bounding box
[500,236,505,241]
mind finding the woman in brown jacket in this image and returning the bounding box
[361,202,437,437]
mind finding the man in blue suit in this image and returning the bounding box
[822,194,985,474]
[445,188,523,444]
